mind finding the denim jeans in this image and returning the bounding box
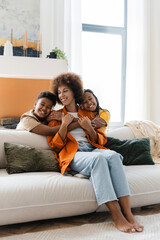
[69,141,130,206]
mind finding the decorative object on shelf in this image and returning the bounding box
[0,0,40,57]
[36,31,42,57]
[23,28,28,56]
[0,29,41,57]
[3,40,13,56]
[47,47,68,64]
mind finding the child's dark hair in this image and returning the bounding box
[37,91,56,106]
[84,89,109,116]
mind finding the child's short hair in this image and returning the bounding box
[37,91,56,106]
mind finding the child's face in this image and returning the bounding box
[34,97,53,120]
[82,92,97,112]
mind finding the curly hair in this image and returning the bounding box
[50,72,84,105]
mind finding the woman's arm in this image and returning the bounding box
[58,113,74,141]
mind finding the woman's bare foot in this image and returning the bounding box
[124,211,144,232]
[112,212,135,233]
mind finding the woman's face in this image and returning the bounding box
[83,92,97,112]
[58,85,75,107]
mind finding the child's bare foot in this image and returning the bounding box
[124,212,144,232]
[112,213,135,233]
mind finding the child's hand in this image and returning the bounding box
[62,113,74,127]
[78,116,92,130]
[91,116,107,129]
[47,110,62,122]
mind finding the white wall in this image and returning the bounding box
[40,0,82,73]
[150,0,160,125]
[40,0,65,58]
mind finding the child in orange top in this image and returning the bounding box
[81,89,110,133]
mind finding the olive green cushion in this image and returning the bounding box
[105,137,155,165]
[4,142,60,174]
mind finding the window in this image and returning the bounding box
[81,0,127,127]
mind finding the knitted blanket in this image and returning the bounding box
[124,120,160,163]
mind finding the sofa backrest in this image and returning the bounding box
[0,129,51,169]
[106,127,134,139]
[0,127,134,169]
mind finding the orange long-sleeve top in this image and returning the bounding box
[47,107,108,175]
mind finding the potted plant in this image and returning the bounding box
[47,47,68,64]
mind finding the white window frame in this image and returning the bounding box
[81,0,127,128]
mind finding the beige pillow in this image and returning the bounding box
[4,142,60,174]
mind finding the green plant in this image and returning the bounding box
[52,47,68,63]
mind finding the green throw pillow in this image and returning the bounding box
[105,137,154,165]
[4,142,60,174]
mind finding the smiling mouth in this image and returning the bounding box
[60,98,67,102]
[39,110,46,115]
[89,104,95,108]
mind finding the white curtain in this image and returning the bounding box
[125,0,151,122]
[64,0,82,74]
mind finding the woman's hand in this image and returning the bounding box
[62,113,74,127]
[78,116,92,130]
[58,113,74,141]
[78,116,98,142]
[47,110,62,122]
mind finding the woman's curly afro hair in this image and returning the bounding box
[50,72,84,105]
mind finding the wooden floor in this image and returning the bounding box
[0,204,160,237]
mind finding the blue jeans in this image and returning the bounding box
[69,142,130,206]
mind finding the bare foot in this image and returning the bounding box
[112,212,136,233]
[124,211,144,232]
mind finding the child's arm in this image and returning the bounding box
[31,120,80,136]
[91,116,107,129]
[31,124,60,136]
[91,110,110,132]
[47,110,79,123]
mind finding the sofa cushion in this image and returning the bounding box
[4,142,60,174]
[105,137,154,165]
[1,165,160,225]
[0,130,51,169]
[0,169,97,225]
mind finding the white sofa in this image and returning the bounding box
[0,127,160,226]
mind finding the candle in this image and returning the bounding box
[37,31,39,51]
[40,34,42,53]
[11,28,13,44]
[25,28,28,48]
[23,33,25,50]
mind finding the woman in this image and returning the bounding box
[47,72,143,233]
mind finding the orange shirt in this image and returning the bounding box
[47,107,107,175]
